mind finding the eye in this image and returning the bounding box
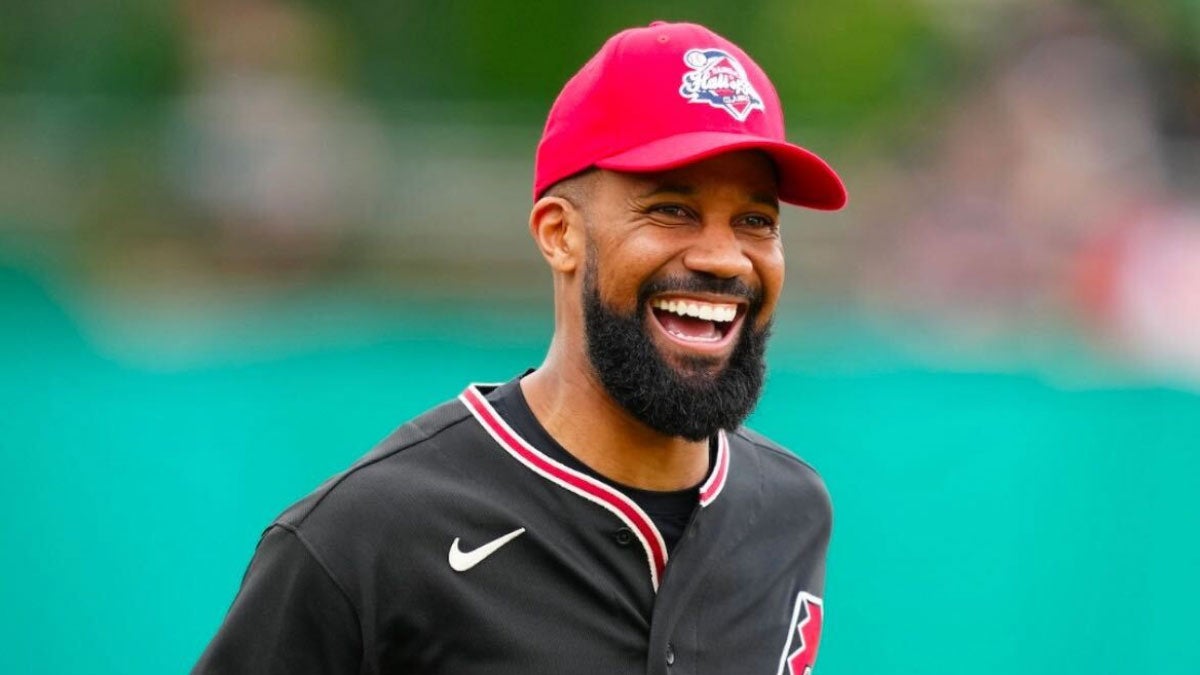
[739,213,779,233]
[648,204,695,222]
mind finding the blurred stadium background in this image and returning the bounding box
[1,1,1197,673]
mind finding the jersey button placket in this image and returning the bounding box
[613,527,634,546]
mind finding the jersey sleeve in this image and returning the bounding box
[191,525,363,674]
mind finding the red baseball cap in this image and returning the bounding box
[534,21,847,210]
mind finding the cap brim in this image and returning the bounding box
[594,131,847,210]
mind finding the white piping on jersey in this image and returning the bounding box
[699,431,730,507]
[459,383,731,592]
[460,385,666,590]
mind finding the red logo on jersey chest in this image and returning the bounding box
[783,593,823,675]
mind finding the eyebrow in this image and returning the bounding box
[638,183,696,199]
[750,192,780,210]
[637,183,780,210]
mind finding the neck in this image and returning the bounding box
[520,353,710,492]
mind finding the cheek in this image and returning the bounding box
[602,264,651,314]
[599,241,676,310]
[753,245,786,322]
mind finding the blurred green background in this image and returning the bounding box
[2,1,1198,673]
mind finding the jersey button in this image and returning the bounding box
[613,527,634,546]
[665,642,676,667]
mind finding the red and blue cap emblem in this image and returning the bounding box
[678,48,765,122]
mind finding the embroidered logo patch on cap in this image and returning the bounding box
[678,48,765,122]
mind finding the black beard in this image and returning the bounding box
[582,256,771,441]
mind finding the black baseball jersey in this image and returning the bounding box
[193,377,832,675]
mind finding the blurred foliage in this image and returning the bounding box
[267,0,961,134]
[2,1,1192,136]
[0,1,183,95]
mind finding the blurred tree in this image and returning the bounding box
[293,0,957,138]
[3,0,1192,142]
[0,1,182,96]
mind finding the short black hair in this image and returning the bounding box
[542,168,598,210]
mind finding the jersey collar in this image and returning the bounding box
[459,383,731,592]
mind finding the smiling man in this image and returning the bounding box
[194,21,845,675]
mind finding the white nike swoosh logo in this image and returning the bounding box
[448,527,526,572]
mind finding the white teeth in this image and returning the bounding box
[651,298,738,323]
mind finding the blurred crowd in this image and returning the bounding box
[855,4,1200,381]
[1,0,1197,381]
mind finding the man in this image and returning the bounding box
[194,20,845,675]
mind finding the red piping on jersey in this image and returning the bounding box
[699,431,730,507]
[460,384,731,592]
[460,385,666,589]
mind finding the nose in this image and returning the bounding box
[682,221,754,279]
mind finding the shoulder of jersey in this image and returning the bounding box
[271,396,476,532]
[731,426,824,480]
[729,426,832,512]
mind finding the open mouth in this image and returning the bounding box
[648,297,744,346]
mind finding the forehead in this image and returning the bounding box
[596,151,780,206]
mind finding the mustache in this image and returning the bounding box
[637,274,763,309]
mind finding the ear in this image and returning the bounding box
[529,196,585,274]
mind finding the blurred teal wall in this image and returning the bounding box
[2,263,1196,675]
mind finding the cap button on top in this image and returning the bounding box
[650,20,670,42]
